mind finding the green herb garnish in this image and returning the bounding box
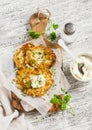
[47,18,59,41]
[53,23,59,30]
[28,30,42,39]
[67,103,75,116]
[47,93,49,96]
[61,88,66,93]
[26,64,31,69]
[25,81,29,85]
[50,32,56,41]
[14,68,17,72]
[64,94,71,103]
[61,103,66,111]
[51,68,56,75]
[50,94,62,105]
[37,52,41,55]
[21,93,26,97]
[44,52,48,55]
[50,88,75,115]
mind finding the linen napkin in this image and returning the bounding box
[0,47,35,130]
[0,36,70,129]
[0,68,29,130]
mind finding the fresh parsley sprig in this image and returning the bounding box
[21,93,26,97]
[47,18,59,41]
[50,94,71,111]
[50,32,56,41]
[27,18,59,41]
[50,88,75,116]
[53,23,59,30]
[28,30,42,39]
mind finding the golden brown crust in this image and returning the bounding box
[15,67,54,97]
[14,44,56,69]
[13,43,34,68]
[25,45,56,68]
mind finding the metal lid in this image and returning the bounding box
[64,23,76,35]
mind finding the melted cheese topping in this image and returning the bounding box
[30,75,46,88]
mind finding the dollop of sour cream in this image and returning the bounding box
[30,75,46,88]
[71,55,92,81]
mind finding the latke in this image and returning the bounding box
[25,45,56,68]
[15,66,54,97]
[13,43,34,68]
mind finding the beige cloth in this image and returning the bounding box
[0,73,28,130]
[0,89,34,130]
[0,48,34,130]
[0,36,70,129]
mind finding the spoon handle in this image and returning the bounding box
[58,39,73,58]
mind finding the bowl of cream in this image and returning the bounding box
[70,53,92,81]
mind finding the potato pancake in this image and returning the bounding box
[25,45,56,68]
[13,43,34,68]
[15,66,54,97]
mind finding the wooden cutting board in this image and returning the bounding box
[30,12,62,49]
[11,12,63,112]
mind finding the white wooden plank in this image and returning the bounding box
[0,0,92,130]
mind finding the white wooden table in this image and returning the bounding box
[0,0,92,130]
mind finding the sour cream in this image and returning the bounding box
[70,54,92,81]
[30,75,46,88]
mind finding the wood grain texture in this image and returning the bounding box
[0,0,92,130]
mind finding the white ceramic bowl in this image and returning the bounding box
[70,53,92,82]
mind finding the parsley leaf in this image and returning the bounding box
[50,32,56,41]
[28,30,42,39]
[61,103,66,111]
[67,103,75,116]
[53,23,59,30]
[64,94,71,103]
[50,88,75,115]
[46,18,59,41]
[50,94,62,105]
[61,88,66,93]
[21,93,26,97]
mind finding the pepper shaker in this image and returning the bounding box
[61,23,77,44]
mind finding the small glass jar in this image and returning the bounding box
[61,23,77,44]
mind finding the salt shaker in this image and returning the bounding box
[61,23,77,44]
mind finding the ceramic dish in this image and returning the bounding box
[70,53,92,82]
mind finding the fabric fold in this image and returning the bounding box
[0,36,71,129]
